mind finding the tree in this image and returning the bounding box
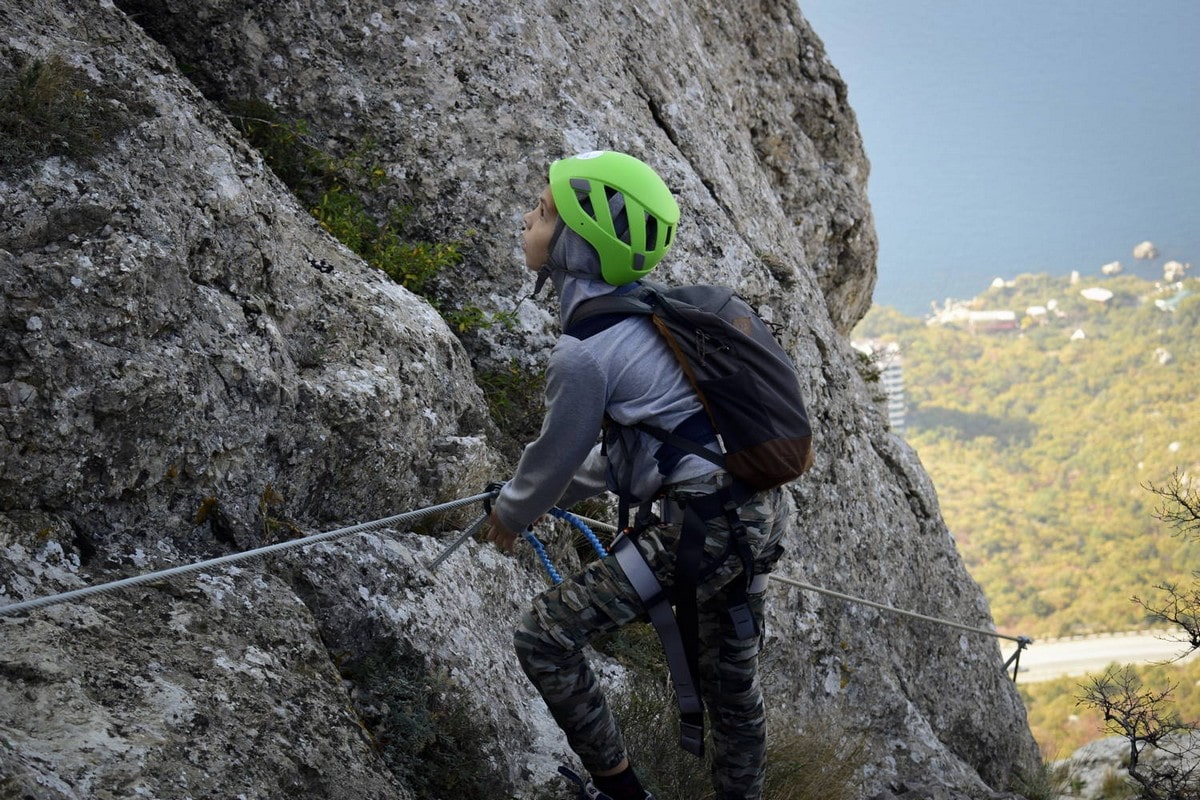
[1079,667,1198,799]
[1078,471,1200,799]
[1137,470,1200,651]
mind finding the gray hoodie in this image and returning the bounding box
[493,219,721,535]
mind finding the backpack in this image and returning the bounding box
[565,282,814,491]
[566,281,815,757]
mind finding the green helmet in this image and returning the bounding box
[549,151,680,286]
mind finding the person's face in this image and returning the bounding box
[522,185,558,272]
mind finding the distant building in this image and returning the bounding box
[1080,287,1114,303]
[1155,287,1193,312]
[966,310,1018,333]
[880,356,906,435]
[852,340,907,434]
[926,301,1018,333]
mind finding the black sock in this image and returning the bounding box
[592,766,646,800]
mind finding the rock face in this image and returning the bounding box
[0,2,1039,799]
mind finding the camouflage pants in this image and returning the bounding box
[514,487,789,800]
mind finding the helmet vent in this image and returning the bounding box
[644,213,658,250]
[577,193,597,222]
[606,187,631,244]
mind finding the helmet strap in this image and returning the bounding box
[531,219,570,297]
[531,263,554,297]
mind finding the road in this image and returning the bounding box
[1002,629,1198,683]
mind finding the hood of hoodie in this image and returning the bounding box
[543,188,635,327]
[547,224,626,327]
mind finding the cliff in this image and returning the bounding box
[0,2,1039,798]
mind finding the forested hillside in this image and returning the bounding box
[854,272,1200,639]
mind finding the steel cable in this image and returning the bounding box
[0,491,495,617]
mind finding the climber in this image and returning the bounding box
[482,150,793,800]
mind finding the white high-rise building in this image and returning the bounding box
[852,340,906,435]
[879,351,906,435]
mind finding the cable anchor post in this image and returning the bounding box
[1003,635,1033,682]
[425,483,504,574]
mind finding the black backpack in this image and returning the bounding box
[566,282,814,490]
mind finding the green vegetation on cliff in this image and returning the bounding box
[854,272,1200,639]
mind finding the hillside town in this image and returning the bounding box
[925,254,1193,337]
[854,247,1193,438]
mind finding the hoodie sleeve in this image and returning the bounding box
[493,337,608,533]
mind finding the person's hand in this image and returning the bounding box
[484,509,519,553]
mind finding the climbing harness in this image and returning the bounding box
[525,492,1038,754]
[552,514,1035,682]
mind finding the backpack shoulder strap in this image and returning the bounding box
[564,290,656,340]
